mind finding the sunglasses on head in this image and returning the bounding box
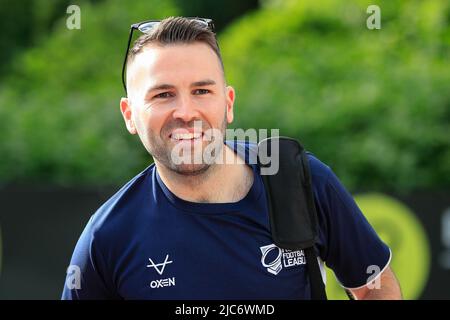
[121,17,215,95]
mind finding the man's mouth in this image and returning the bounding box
[169,131,204,141]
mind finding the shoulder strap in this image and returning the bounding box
[257,136,327,300]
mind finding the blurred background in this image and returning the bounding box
[0,0,448,299]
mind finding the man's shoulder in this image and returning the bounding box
[224,140,257,161]
[225,139,333,185]
[86,164,155,236]
[306,152,333,185]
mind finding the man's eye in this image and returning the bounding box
[193,89,210,95]
[154,92,173,99]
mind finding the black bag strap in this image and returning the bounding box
[304,247,327,300]
[257,136,327,300]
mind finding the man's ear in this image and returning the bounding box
[225,85,235,124]
[120,97,137,135]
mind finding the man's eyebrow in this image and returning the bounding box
[145,80,216,94]
[146,83,176,93]
[190,79,216,87]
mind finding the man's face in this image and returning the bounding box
[120,42,235,175]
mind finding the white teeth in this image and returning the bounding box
[172,132,202,140]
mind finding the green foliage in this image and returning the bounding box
[0,0,448,191]
[172,0,259,31]
[0,0,179,186]
[220,0,450,192]
[0,0,80,78]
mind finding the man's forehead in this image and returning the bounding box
[128,42,224,88]
[133,42,219,69]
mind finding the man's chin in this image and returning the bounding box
[170,163,212,176]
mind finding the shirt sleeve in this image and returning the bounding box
[61,217,117,300]
[309,155,391,289]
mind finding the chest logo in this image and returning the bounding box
[146,254,173,275]
[260,244,306,275]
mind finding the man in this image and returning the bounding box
[62,16,402,300]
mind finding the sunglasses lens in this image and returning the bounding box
[138,21,160,33]
[138,19,211,34]
[196,20,208,27]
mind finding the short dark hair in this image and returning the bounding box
[127,16,224,72]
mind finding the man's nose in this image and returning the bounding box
[172,95,200,122]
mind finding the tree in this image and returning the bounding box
[219,0,450,192]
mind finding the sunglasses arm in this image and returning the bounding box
[121,26,136,95]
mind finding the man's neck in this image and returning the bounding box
[155,145,254,203]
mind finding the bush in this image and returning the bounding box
[0,0,179,186]
[1,0,448,192]
[219,0,450,192]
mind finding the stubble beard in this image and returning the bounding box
[146,112,227,177]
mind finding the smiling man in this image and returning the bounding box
[121,33,247,199]
[62,16,401,300]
